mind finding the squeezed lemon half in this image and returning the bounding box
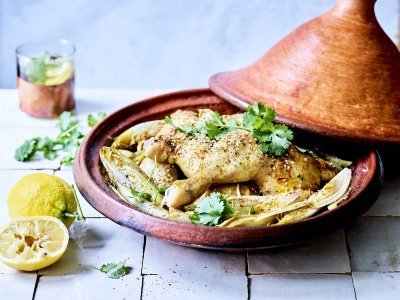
[0,216,69,271]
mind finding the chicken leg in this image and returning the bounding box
[161,130,337,208]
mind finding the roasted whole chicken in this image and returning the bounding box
[102,104,352,227]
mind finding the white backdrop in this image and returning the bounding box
[0,0,397,89]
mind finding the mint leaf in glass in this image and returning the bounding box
[25,52,51,84]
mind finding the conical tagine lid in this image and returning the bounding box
[209,0,400,144]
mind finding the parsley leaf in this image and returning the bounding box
[58,111,79,132]
[249,206,255,215]
[158,185,170,196]
[243,105,293,156]
[60,152,75,166]
[165,103,294,156]
[198,111,238,140]
[36,136,58,160]
[129,186,152,203]
[15,139,38,162]
[164,116,198,135]
[14,111,106,165]
[201,111,224,138]
[295,146,318,158]
[94,260,131,279]
[189,192,233,226]
[88,112,107,127]
[243,103,275,129]
[257,124,294,156]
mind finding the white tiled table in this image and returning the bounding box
[0,89,399,300]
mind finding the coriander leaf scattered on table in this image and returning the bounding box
[88,112,107,127]
[189,192,233,226]
[14,111,106,165]
[165,103,294,156]
[15,139,37,162]
[93,260,131,279]
[60,152,75,166]
[58,110,80,131]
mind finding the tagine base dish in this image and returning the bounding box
[74,89,383,250]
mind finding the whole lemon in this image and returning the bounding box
[7,173,77,227]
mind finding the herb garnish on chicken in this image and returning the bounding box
[165,103,293,156]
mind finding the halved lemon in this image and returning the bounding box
[0,216,69,271]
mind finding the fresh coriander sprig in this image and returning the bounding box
[248,206,255,215]
[25,52,51,85]
[189,192,233,226]
[92,260,131,279]
[295,145,318,158]
[129,186,152,203]
[127,157,158,203]
[164,103,294,156]
[73,184,86,221]
[14,139,37,162]
[63,184,86,221]
[158,185,170,196]
[164,116,199,135]
[14,111,106,165]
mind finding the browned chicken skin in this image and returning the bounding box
[144,110,338,208]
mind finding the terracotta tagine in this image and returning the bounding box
[74,89,383,250]
[209,0,400,144]
[73,0,391,249]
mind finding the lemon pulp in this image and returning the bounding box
[0,216,69,271]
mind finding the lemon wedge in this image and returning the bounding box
[0,216,69,271]
[45,61,74,86]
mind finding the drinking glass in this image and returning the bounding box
[16,39,75,118]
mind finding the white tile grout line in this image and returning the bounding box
[31,272,40,300]
[246,251,250,300]
[29,265,398,300]
[0,126,58,129]
[350,273,358,300]
[139,275,145,300]
[344,227,358,300]
[0,164,396,299]
[139,236,147,300]
[0,168,60,171]
[344,226,353,271]
[248,272,352,276]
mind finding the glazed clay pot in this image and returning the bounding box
[209,0,400,144]
[74,89,383,250]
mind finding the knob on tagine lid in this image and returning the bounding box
[209,0,400,144]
